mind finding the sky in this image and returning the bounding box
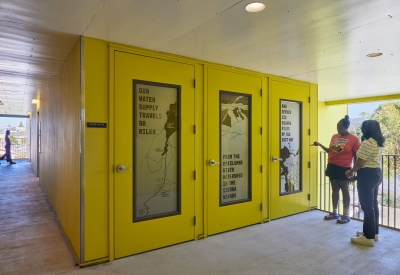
[348,102,382,119]
[0,117,28,131]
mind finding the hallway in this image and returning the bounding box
[1,159,400,275]
[0,159,78,275]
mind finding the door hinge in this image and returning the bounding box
[308,194,311,201]
[308,162,311,168]
[194,216,197,226]
[194,170,197,180]
[260,203,263,211]
[308,129,311,136]
[194,79,196,88]
[194,125,197,134]
[260,127,263,135]
[308,96,311,103]
[260,89,263,96]
[260,165,263,173]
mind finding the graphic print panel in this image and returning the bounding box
[220,91,251,205]
[134,81,180,221]
[280,100,302,195]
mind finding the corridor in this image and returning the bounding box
[1,159,400,275]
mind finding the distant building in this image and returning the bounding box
[0,121,26,135]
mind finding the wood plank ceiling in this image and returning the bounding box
[1,0,400,115]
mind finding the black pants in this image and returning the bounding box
[357,168,382,239]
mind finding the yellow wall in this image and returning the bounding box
[82,37,319,263]
[309,84,319,208]
[82,38,110,263]
[33,39,81,259]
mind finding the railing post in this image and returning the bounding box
[381,155,384,225]
[394,156,397,228]
[319,152,323,208]
[388,156,391,226]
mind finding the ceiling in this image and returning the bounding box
[1,0,400,115]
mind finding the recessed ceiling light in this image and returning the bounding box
[245,2,265,12]
[367,53,383,57]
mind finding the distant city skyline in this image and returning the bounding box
[0,117,28,132]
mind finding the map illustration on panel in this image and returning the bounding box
[220,92,250,204]
[135,83,179,220]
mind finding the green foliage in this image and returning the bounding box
[378,192,400,209]
[349,101,400,177]
[370,102,400,155]
[9,135,18,145]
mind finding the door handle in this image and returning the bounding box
[271,156,283,162]
[116,164,132,173]
[209,159,220,166]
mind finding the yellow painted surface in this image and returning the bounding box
[309,84,319,208]
[35,39,81,258]
[206,67,263,235]
[269,79,311,219]
[113,51,196,257]
[317,102,348,211]
[326,94,400,105]
[81,37,318,263]
[261,76,269,221]
[83,38,110,261]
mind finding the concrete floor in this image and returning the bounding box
[1,159,400,275]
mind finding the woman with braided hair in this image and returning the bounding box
[313,115,360,223]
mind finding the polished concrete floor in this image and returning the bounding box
[1,159,400,275]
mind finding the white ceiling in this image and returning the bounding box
[1,0,400,115]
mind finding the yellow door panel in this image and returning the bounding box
[269,79,310,219]
[207,67,262,235]
[114,51,195,258]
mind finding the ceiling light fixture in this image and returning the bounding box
[367,53,383,57]
[245,2,265,12]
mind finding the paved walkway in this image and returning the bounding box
[0,159,78,275]
[1,159,400,275]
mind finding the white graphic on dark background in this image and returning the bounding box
[220,93,250,203]
[280,101,301,194]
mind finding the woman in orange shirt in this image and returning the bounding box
[313,115,360,223]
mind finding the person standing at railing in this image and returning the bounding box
[0,130,16,165]
[313,115,360,224]
[345,120,384,247]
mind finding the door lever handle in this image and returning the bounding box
[271,156,283,162]
[209,159,220,166]
[116,164,132,173]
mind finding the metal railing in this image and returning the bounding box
[0,137,28,159]
[318,152,400,230]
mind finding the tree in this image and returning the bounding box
[370,102,400,155]
[9,135,18,145]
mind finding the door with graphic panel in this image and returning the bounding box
[114,51,195,258]
[207,67,262,235]
[269,79,310,220]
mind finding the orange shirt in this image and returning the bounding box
[328,133,360,168]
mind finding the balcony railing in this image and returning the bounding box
[319,152,400,230]
[0,137,28,159]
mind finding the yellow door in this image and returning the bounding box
[269,79,310,219]
[114,51,195,258]
[207,67,263,235]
